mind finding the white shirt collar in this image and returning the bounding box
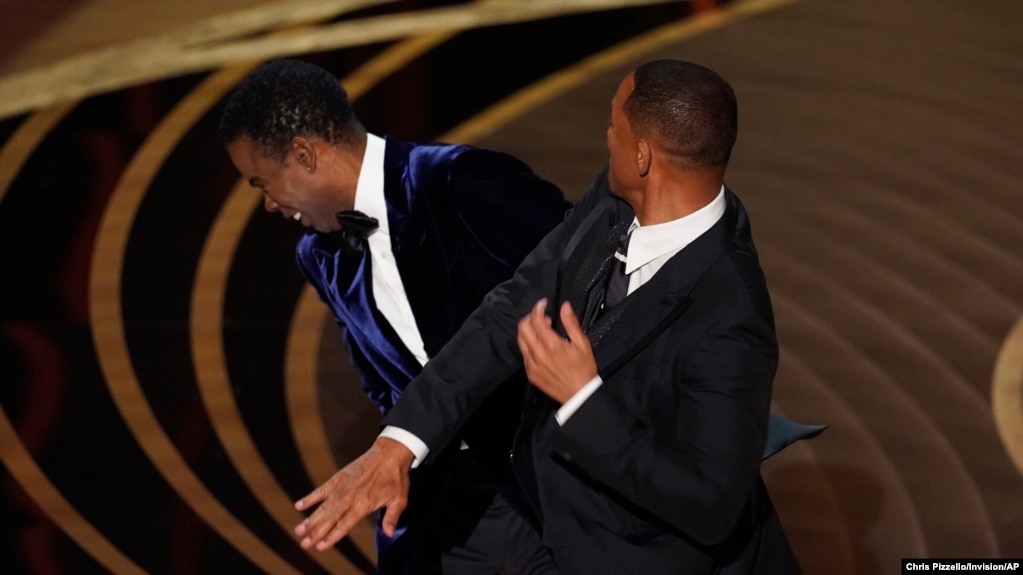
[624,186,727,275]
[353,133,388,235]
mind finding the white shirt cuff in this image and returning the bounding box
[555,375,604,425]
[379,426,430,468]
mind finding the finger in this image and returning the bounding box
[301,506,344,550]
[517,326,533,362]
[295,481,332,511]
[316,513,359,551]
[519,313,536,349]
[534,299,554,330]
[527,302,561,347]
[295,517,310,537]
[306,504,335,544]
[560,301,588,344]
[532,298,548,317]
[517,315,543,356]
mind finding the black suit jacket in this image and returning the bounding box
[385,168,799,573]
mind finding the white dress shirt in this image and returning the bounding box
[354,134,430,367]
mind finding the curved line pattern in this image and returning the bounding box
[992,314,1023,479]
[286,286,348,486]
[0,103,148,572]
[0,0,679,120]
[0,104,75,203]
[758,196,1002,407]
[283,287,380,560]
[0,0,393,120]
[88,69,301,574]
[770,293,932,557]
[767,244,1000,555]
[769,350,868,575]
[749,102,1023,286]
[744,152,1020,320]
[193,174,355,574]
[443,0,804,144]
[0,405,147,575]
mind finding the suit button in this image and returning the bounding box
[508,449,514,462]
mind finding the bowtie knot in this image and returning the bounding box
[334,210,379,251]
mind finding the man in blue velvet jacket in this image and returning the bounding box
[218,59,569,574]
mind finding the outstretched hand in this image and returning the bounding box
[294,437,414,551]
[517,299,598,404]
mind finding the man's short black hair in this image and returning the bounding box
[217,58,364,162]
[624,59,738,169]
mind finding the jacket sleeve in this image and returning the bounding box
[382,168,612,463]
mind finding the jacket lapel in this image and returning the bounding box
[576,189,740,380]
[382,138,462,358]
[555,197,624,333]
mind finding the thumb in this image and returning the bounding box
[381,500,407,538]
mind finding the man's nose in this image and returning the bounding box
[263,194,279,213]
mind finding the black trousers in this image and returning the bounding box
[376,449,556,575]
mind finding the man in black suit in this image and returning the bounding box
[218,59,568,574]
[295,59,804,573]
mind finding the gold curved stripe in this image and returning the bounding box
[173,0,395,48]
[0,104,149,572]
[286,288,347,485]
[0,0,392,120]
[193,181,354,574]
[444,0,803,144]
[88,66,301,574]
[0,406,146,574]
[284,288,380,559]
[992,312,1023,478]
[0,103,75,203]
[186,0,683,70]
[0,0,678,120]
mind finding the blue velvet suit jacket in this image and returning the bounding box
[295,137,568,509]
[384,169,802,574]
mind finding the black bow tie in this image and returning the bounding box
[334,210,379,251]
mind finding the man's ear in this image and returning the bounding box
[292,136,316,173]
[637,139,651,177]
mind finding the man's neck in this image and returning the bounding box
[632,166,724,226]
[319,137,367,213]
